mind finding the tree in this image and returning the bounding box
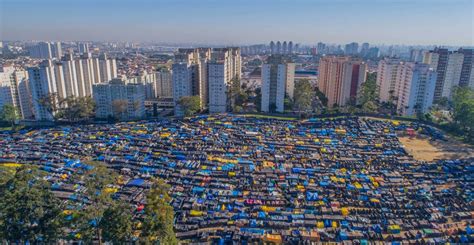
[235,91,249,108]
[362,101,379,114]
[56,96,96,122]
[387,90,398,115]
[38,93,62,119]
[177,96,201,117]
[141,178,177,244]
[269,103,277,113]
[293,79,313,116]
[233,105,243,113]
[315,87,328,107]
[358,72,379,113]
[254,87,262,112]
[229,77,242,110]
[0,104,20,128]
[451,86,474,142]
[68,161,118,244]
[0,165,64,242]
[100,200,134,243]
[112,99,128,119]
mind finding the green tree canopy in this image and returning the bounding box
[293,79,314,115]
[177,96,201,117]
[0,104,20,127]
[56,96,96,122]
[100,200,134,243]
[0,165,64,242]
[37,93,61,118]
[315,87,328,107]
[67,161,119,243]
[358,72,379,113]
[141,178,177,244]
[451,86,474,142]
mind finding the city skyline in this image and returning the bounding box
[1,0,473,46]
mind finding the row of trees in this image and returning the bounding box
[8,93,142,124]
[38,93,96,122]
[0,163,177,244]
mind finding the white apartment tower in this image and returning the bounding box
[61,53,80,97]
[156,70,173,98]
[28,60,58,121]
[51,42,62,59]
[98,53,117,83]
[441,52,464,98]
[0,66,33,119]
[172,62,194,116]
[397,63,437,116]
[377,58,403,102]
[78,43,90,54]
[377,59,437,115]
[93,79,146,120]
[172,47,241,116]
[261,55,295,113]
[208,47,241,113]
[29,42,62,59]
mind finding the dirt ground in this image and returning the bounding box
[399,135,474,161]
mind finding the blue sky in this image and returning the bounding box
[0,0,472,45]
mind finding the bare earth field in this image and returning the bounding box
[399,135,474,161]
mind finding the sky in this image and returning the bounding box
[0,0,473,46]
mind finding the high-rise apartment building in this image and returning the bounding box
[318,56,367,107]
[208,48,241,113]
[344,42,359,55]
[269,41,294,55]
[172,47,240,115]
[25,52,117,121]
[377,58,402,102]
[270,41,275,55]
[78,43,90,54]
[377,58,437,115]
[51,42,62,59]
[29,42,62,59]
[172,48,210,115]
[396,63,437,116]
[29,42,52,59]
[28,60,58,121]
[423,48,449,101]
[441,52,464,98]
[409,49,426,63]
[0,66,32,119]
[458,48,474,88]
[288,41,293,54]
[282,41,288,54]
[98,53,117,83]
[261,55,295,113]
[80,53,101,93]
[423,48,474,100]
[360,43,370,57]
[367,47,380,59]
[156,70,173,98]
[61,53,80,97]
[276,41,282,55]
[127,71,158,99]
[93,78,145,120]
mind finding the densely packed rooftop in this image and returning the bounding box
[0,115,472,243]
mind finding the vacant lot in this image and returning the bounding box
[399,135,474,161]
